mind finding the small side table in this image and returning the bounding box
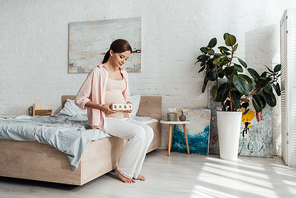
[160,120,190,156]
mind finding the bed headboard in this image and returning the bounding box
[61,95,76,108]
[136,96,162,120]
[61,95,162,120]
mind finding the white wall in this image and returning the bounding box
[1,0,296,155]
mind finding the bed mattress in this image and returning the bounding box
[0,114,157,170]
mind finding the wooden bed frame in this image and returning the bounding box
[0,96,162,185]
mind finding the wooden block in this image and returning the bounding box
[117,104,123,110]
[110,104,119,110]
[110,104,133,111]
[123,104,133,111]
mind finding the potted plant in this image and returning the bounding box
[176,108,189,121]
[196,33,281,160]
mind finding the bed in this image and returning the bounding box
[0,95,162,185]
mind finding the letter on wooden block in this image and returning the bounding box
[110,104,133,111]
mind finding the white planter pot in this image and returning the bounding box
[217,111,242,161]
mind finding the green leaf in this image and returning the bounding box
[225,35,236,46]
[202,84,207,93]
[252,94,266,112]
[217,70,225,78]
[200,47,209,54]
[237,58,247,68]
[223,33,230,40]
[205,70,216,81]
[198,66,205,73]
[208,38,217,48]
[265,65,273,73]
[232,75,250,95]
[238,74,252,92]
[197,54,203,59]
[259,76,269,81]
[213,57,221,65]
[261,71,267,77]
[233,43,238,52]
[216,83,230,102]
[220,49,231,55]
[273,83,281,96]
[269,92,277,107]
[231,90,241,109]
[262,90,276,107]
[218,46,230,51]
[197,55,209,62]
[234,63,243,72]
[247,68,260,81]
[274,64,282,72]
[212,85,218,101]
[208,49,215,54]
[219,56,231,65]
[263,83,272,94]
[202,78,208,93]
[225,66,235,76]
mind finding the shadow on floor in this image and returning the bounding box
[0,176,78,190]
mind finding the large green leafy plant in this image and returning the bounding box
[196,33,281,113]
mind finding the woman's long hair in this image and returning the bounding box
[102,39,132,63]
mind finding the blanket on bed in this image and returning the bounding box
[0,114,109,170]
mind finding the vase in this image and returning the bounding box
[217,111,242,161]
[179,112,186,121]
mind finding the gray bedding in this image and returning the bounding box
[0,114,110,170]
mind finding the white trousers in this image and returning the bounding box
[106,118,154,179]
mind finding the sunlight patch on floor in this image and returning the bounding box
[205,156,266,171]
[190,185,240,198]
[203,162,269,179]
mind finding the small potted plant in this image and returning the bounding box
[196,33,281,160]
[176,108,189,121]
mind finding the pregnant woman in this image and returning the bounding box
[75,39,153,183]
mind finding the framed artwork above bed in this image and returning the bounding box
[68,17,142,74]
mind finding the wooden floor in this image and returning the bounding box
[0,149,295,198]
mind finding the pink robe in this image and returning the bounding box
[75,64,131,133]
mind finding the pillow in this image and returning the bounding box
[130,95,141,117]
[59,99,87,115]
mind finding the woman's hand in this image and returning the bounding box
[100,103,117,114]
[85,101,117,114]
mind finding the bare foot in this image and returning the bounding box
[137,174,146,181]
[115,168,136,183]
